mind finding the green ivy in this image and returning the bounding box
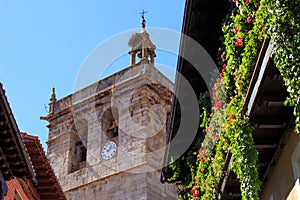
[167,0,300,199]
[266,0,300,132]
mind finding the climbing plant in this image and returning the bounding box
[167,0,300,199]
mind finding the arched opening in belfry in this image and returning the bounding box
[69,119,88,173]
[102,107,119,140]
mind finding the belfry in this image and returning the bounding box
[41,13,177,200]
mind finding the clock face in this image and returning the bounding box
[101,141,117,160]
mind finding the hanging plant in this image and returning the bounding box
[168,0,300,199]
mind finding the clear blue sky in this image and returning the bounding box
[0,1,185,149]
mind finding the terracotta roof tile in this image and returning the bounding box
[21,132,66,200]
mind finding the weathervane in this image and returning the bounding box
[139,9,148,29]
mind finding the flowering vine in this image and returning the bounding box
[167,0,300,199]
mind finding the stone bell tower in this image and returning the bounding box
[41,13,177,200]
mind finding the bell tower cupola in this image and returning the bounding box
[128,10,156,66]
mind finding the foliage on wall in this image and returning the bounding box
[167,0,300,199]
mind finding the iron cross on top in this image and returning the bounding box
[139,9,148,20]
[139,9,148,28]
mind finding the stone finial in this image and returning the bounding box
[49,87,56,114]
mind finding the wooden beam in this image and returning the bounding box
[34,169,50,175]
[36,177,53,183]
[258,162,270,167]
[245,42,273,116]
[254,124,286,129]
[36,185,55,190]
[37,188,58,194]
[265,101,285,107]
[220,154,234,195]
[252,117,288,125]
[254,144,277,149]
[40,193,63,198]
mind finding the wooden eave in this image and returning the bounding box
[0,83,35,181]
[21,132,66,200]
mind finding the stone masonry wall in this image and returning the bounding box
[45,63,177,199]
[64,165,177,200]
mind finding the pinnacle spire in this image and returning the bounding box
[49,87,56,114]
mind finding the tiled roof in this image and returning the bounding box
[21,132,66,200]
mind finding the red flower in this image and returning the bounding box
[255,2,260,7]
[247,16,252,23]
[191,185,199,198]
[214,101,222,109]
[212,132,217,138]
[221,51,226,59]
[235,36,244,47]
[233,28,239,34]
[232,0,237,2]
[245,0,249,5]
[222,64,227,69]
[220,71,224,77]
[197,148,208,160]
[190,189,195,196]
[201,169,205,173]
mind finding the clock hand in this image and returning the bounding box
[107,143,113,152]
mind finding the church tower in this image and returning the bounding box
[41,14,177,200]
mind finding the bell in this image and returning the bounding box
[137,52,142,58]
